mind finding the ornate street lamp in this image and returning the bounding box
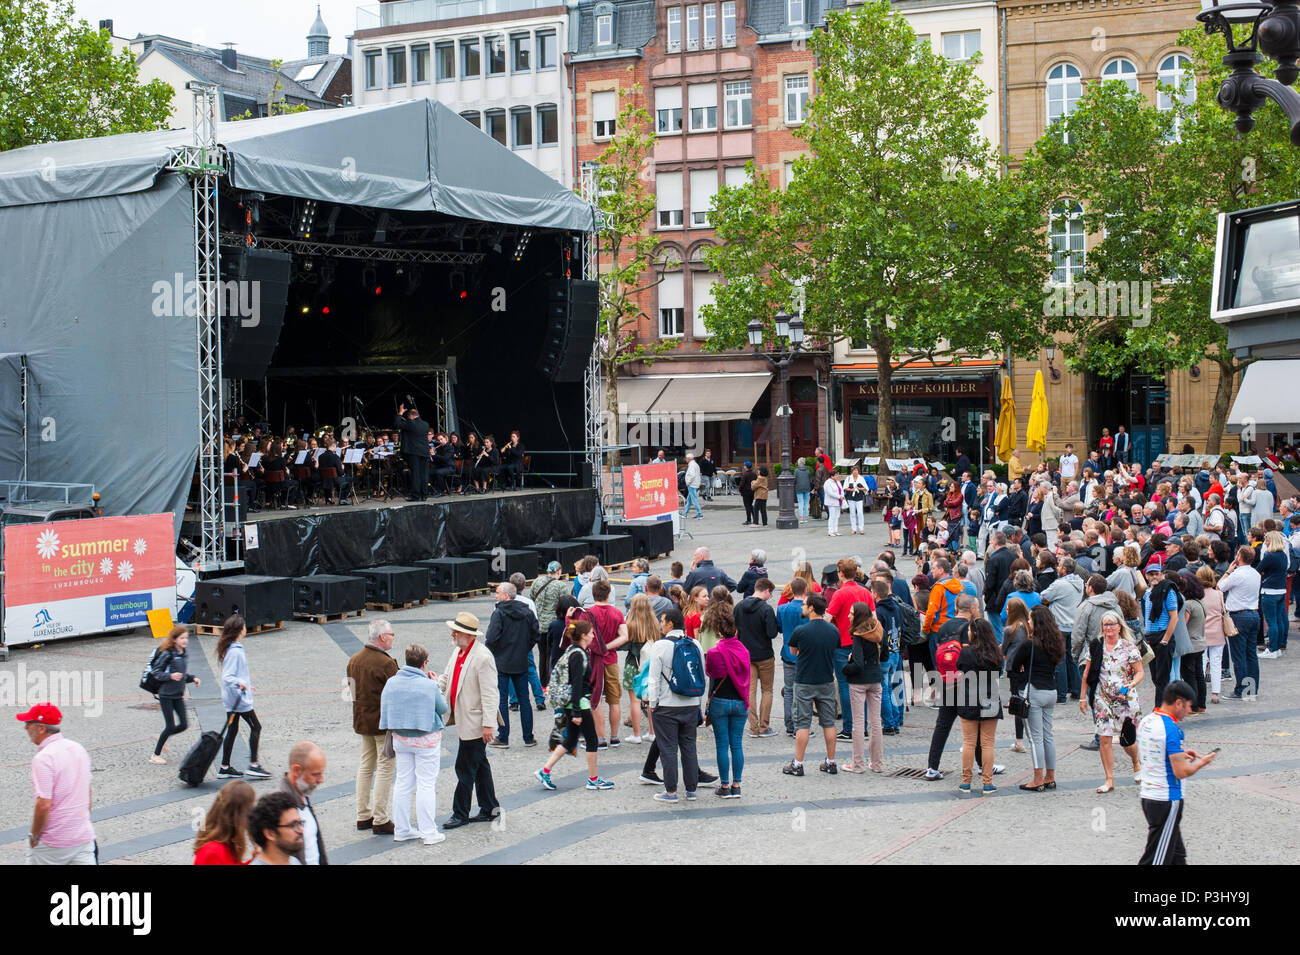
[748,310,806,529]
[1197,0,1300,142]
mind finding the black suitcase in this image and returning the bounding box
[178,715,233,787]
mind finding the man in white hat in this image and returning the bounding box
[437,611,501,829]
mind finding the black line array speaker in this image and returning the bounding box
[466,548,541,581]
[605,521,674,559]
[538,278,598,382]
[523,540,588,574]
[195,574,293,629]
[416,557,490,593]
[292,574,366,616]
[221,247,292,380]
[353,565,430,605]
[575,534,634,567]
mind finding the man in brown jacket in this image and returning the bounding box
[347,619,399,834]
[437,611,501,829]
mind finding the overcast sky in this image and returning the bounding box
[75,0,362,61]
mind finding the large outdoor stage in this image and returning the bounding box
[233,488,598,579]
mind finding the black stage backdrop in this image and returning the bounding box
[243,488,596,577]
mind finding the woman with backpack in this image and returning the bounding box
[536,619,614,791]
[216,615,270,780]
[623,594,658,744]
[149,625,201,764]
[1078,610,1144,794]
[193,779,256,864]
[1008,606,1064,791]
[704,604,750,798]
[956,619,1004,794]
[842,603,885,774]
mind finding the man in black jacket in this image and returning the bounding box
[1003,478,1028,529]
[431,432,457,495]
[684,547,737,592]
[485,583,538,748]
[394,403,431,500]
[737,578,779,737]
[983,531,1017,645]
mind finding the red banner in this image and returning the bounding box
[622,463,678,519]
[4,514,175,608]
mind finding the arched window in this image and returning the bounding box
[1157,53,1195,111]
[1100,58,1139,94]
[1049,201,1085,285]
[1046,63,1081,142]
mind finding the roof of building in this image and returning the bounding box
[308,5,331,40]
[135,36,334,108]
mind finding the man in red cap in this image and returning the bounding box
[18,703,95,865]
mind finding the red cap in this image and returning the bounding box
[16,703,62,725]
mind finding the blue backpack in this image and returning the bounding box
[667,634,706,697]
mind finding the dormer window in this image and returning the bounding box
[595,4,614,47]
[788,0,804,27]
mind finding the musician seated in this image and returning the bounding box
[223,438,260,514]
[460,433,483,493]
[498,430,526,491]
[318,440,348,505]
[261,442,299,510]
[431,432,457,495]
[471,435,500,493]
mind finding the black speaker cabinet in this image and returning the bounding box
[466,548,540,581]
[195,574,293,629]
[416,557,490,593]
[353,565,430,605]
[292,574,366,617]
[220,248,292,381]
[604,521,674,560]
[575,534,634,567]
[523,540,588,575]
[538,278,599,382]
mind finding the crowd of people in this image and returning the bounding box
[217,411,529,511]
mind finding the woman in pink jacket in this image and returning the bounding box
[704,604,750,800]
[1196,565,1229,705]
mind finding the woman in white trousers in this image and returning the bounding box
[380,644,450,846]
[824,472,845,536]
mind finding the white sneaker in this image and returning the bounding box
[394,832,421,842]
[1260,650,1280,659]
[624,735,643,744]
[923,768,944,781]
[423,832,447,846]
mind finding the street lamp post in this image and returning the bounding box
[1197,0,1300,142]
[748,311,806,530]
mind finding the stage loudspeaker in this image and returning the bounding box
[417,557,489,593]
[523,540,587,574]
[353,565,430,606]
[292,574,366,617]
[575,534,633,567]
[195,574,293,629]
[538,278,598,382]
[221,248,292,380]
[466,548,540,581]
[604,521,674,560]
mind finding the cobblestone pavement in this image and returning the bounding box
[2,495,1296,864]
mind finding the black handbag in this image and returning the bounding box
[842,635,866,679]
[1007,641,1034,718]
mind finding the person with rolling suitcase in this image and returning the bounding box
[216,615,270,781]
[149,626,200,765]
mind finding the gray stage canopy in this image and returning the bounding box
[0,100,595,531]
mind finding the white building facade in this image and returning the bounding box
[354,0,574,186]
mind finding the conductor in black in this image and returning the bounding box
[395,402,431,501]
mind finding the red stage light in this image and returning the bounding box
[459,290,467,299]
[322,306,330,314]
[374,286,382,295]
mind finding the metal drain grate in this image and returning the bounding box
[888,767,943,779]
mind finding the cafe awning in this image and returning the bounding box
[1227,359,1300,432]
[616,372,773,422]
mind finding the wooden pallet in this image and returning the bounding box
[429,587,493,602]
[195,620,283,636]
[293,608,365,624]
[364,598,428,612]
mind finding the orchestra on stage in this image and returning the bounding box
[216,403,529,512]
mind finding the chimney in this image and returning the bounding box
[98,19,113,34]
[221,43,238,70]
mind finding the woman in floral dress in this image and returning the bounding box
[1079,610,1145,794]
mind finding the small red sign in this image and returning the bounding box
[622,463,678,519]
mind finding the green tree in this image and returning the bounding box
[586,78,676,430]
[0,0,173,151]
[1024,26,1300,453]
[704,2,1050,459]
